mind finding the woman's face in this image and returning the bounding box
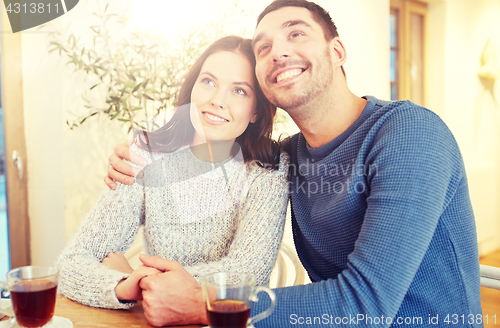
[190,51,258,146]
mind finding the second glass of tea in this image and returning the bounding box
[201,272,276,328]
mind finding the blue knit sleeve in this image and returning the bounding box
[252,106,466,327]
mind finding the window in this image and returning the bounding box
[390,0,427,106]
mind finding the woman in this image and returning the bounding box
[57,36,289,309]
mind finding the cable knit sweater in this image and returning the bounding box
[57,144,289,309]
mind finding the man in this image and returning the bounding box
[106,1,482,327]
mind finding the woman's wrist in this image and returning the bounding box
[115,277,139,301]
[115,278,128,300]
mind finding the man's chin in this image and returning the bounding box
[269,93,308,112]
[264,82,309,108]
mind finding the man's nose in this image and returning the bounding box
[271,40,291,62]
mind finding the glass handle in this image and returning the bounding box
[248,286,276,326]
[0,282,14,317]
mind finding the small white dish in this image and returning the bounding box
[0,314,72,328]
[0,299,12,318]
[50,316,74,328]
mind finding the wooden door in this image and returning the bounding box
[0,7,30,268]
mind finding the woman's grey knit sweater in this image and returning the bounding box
[57,144,289,309]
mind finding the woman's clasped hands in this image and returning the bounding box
[102,251,162,301]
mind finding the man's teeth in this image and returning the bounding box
[205,112,227,122]
[276,69,303,83]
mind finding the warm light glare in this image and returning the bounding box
[129,0,214,38]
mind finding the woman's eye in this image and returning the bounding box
[234,88,247,96]
[202,78,215,87]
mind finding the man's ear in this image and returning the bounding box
[329,37,347,68]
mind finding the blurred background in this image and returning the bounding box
[0,0,499,296]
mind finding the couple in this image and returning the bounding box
[57,36,289,310]
[61,0,483,327]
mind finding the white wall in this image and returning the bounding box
[425,0,500,255]
[21,0,128,265]
[321,0,391,99]
[21,30,66,266]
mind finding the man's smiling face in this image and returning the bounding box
[252,6,334,112]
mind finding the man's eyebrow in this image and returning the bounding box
[252,20,312,50]
[282,19,311,29]
[252,33,265,50]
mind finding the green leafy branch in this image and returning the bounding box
[48,2,211,133]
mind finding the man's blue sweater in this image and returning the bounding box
[254,96,482,327]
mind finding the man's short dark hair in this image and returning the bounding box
[257,0,339,41]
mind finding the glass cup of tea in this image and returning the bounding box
[0,266,59,328]
[201,272,276,328]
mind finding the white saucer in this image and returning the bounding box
[1,299,72,327]
[0,299,12,319]
[0,316,72,328]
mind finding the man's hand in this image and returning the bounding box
[102,251,134,274]
[139,254,208,327]
[105,141,148,189]
[114,265,162,301]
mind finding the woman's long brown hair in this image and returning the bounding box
[135,36,280,169]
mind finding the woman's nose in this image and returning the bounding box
[211,91,227,109]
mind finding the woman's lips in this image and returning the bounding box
[202,111,229,125]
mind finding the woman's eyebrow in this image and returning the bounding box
[200,72,253,91]
[199,71,218,80]
[234,82,254,92]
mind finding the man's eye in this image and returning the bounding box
[290,31,304,39]
[258,45,270,55]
